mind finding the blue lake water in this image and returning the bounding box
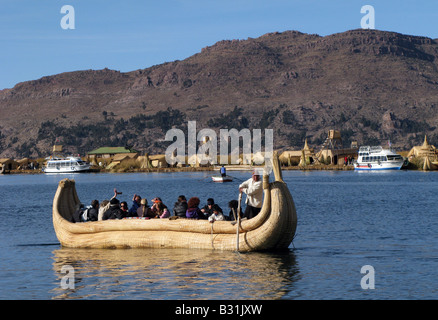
[0,169,437,300]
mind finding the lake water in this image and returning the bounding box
[0,169,437,300]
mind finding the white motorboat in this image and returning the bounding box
[43,156,91,173]
[354,146,405,170]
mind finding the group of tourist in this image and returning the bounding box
[72,170,264,223]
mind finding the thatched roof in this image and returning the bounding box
[112,153,138,161]
[407,135,438,159]
[0,158,16,164]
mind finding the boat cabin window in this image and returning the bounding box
[363,156,387,162]
[387,155,403,161]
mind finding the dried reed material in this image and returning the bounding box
[52,152,297,252]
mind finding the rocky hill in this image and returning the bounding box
[1,28,438,159]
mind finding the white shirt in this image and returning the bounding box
[208,212,225,222]
[239,177,263,208]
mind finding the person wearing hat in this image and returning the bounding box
[150,197,170,218]
[102,197,125,220]
[173,195,188,218]
[201,198,223,219]
[98,188,121,220]
[238,169,263,219]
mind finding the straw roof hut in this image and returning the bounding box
[407,135,438,160]
[0,158,19,171]
[407,135,438,170]
[149,154,168,168]
[280,139,317,166]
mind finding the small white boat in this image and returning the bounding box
[43,156,91,173]
[354,146,404,170]
[212,175,233,182]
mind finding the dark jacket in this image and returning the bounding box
[87,207,99,221]
[128,201,140,216]
[71,206,99,222]
[228,208,243,221]
[71,208,83,223]
[173,201,188,217]
[103,206,125,220]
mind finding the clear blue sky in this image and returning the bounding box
[1,0,437,89]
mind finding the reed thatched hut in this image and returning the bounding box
[280,139,317,166]
[149,154,168,168]
[407,135,437,160]
[0,158,19,171]
[407,135,438,170]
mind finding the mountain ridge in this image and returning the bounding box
[1,28,438,158]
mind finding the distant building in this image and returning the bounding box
[87,147,139,160]
[407,135,437,160]
[280,139,316,166]
[315,130,357,165]
[0,158,19,171]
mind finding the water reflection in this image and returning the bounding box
[51,248,299,300]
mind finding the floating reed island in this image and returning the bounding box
[52,152,298,252]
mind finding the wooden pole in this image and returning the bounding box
[236,192,242,252]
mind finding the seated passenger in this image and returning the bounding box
[151,202,170,219]
[120,201,130,216]
[98,188,120,221]
[137,198,154,218]
[128,194,141,216]
[150,197,168,213]
[86,200,99,221]
[208,207,225,223]
[72,203,85,223]
[186,197,206,219]
[102,198,125,220]
[173,195,188,218]
[201,198,223,219]
[98,200,109,221]
[71,200,99,223]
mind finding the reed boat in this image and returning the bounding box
[52,152,297,252]
[211,175,233,182]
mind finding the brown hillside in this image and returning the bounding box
[1,29,438,158]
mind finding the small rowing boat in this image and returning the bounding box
[52,152,297,252]
[211,175,233,182]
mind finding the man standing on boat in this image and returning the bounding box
[239,169,263,219]
[220,165,227,178]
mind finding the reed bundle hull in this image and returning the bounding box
[52,154,297,252]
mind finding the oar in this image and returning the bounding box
[226,174,244,182]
